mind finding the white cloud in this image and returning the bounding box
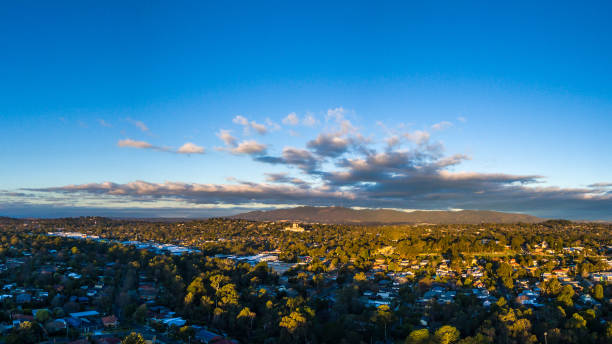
[265,118,281,131]
[385,135,400,147]
[326,107,346,121]
[404,130,431,144]
[98,119,112,127]
[217,129,237,147]
[282,112,299,125]
[307,133,350,157]
[326,107,356,134]
[431,121,453,131]
[232,115,249,126]
[233,115,268,134]
[231,140,267,155]
[457,116,467,123]
[302,113,318,127]
[118,139,203,155]
[177,142,205,154]
[127,118,149,132]
[32,180,353,208]
[250,120,268,134]
[217,130,266,155]
[281,112,317,127]
[117,139,154,149]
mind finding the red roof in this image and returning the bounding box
[101,315,118,326]
[13,314,34,321]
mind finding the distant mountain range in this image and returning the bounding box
[230,206,544,224]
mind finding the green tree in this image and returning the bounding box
[209,274,229,293]
[177,326,195,342]
[7,321,43,344]
[496,263,514,289]
[605,321,612,339]
[371,304,394,341]
[209,274,229,307]
[507,318,532,342]
[354,272,367,282]
[279,311,307,334]
[122,332,146,344]
[556,285,574,308]
[187,276,206,295]
[34,309,51,323]
[406,328,430,344]
[132,304,147,324]
[217,283,239,307]
[435,325,460,344]
[541,278,562,296]
[237,306,256,329]
[457,333,492,344]
[200,295,214,315]
[567,313,586,329]
[184,292,196,305]
[594,284,604,300]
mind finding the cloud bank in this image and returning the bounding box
[118,139,204,154]
[6,108,611,220]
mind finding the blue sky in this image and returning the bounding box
[1,1,611,219]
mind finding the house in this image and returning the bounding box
[515,290,543,307]
[12,314,34,323]
[65,317,82,328]
[148,305,174,318]
[15,293,31,304]
[68,311,100,331]
[368,299,391,307]
[563,247,584,253]
[579,294,600,306]
[435,290,456,304]
[195,329,223,343]
[39,265,57,275]
[101,315,118,328]
[284,223,305,232]
[46,319,67,333]
[590,272,612,282]
[32,308,50,318]
[67,272,82,279]
[3,283,16,290]
[159,317,186,327]
[138,282,157,301]
[552,268,569,277]
[69,310,100,318]
[472,288,490,299]
[541,273,554,280]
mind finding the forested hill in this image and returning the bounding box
[231,206,544,224]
